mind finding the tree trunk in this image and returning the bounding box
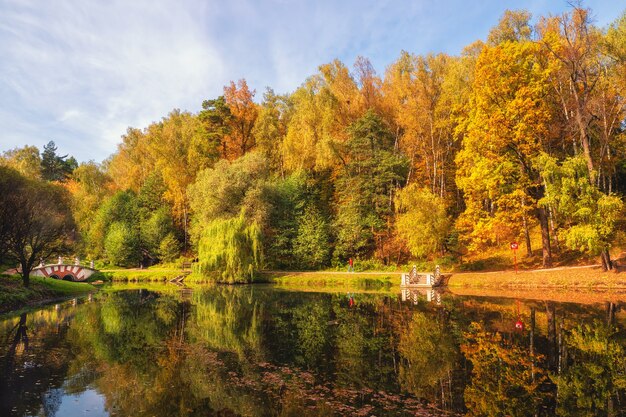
[548,206,561,252]
[571,85,595,181]
[536,206,552,268]
[20,259,30,287]
[576,109,595,181]
[523,213,532,258]
[606,302,616,326]
[600,247,613,271]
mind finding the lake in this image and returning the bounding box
[1,284,625,416]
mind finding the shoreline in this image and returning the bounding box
[0,274,96,315]
[2,263,625,315]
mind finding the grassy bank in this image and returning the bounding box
[0,274,95,314]
[263,271,398,290]
[93,268,184,282]
[263,265,626,290]
[90,262,626,290]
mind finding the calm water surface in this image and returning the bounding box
[1,285,626,416]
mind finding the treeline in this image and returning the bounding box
[2,6,625,282]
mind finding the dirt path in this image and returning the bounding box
[263,263,608,276]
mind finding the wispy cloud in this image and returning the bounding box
[1,0,223,160]
[0,0,622,162]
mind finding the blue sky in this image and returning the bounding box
[0,0,623,163]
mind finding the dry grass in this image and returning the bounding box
[450,264,626,289]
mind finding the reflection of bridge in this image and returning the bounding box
[402,287,443,305]
[31,264,97,282]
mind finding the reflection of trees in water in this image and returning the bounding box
[0,306,75,417]
[5,313,29,362]
[398,311,460,410]
[293,299,334,370]
[63,288,449,416]
[461,322,549,416]
[4,289,626,416]
[187,286,263,359]
[553,311,626,416]
[1,313,30,411]
[459,300,626,416]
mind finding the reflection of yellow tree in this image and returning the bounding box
[554,321,626,416]
[398,312,458,404]
[461,322,547,417]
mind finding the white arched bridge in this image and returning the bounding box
[31,264,97,282]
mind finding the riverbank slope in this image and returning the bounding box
[0,274,96,314]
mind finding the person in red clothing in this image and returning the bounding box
[348,257,354,272]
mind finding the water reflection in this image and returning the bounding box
[401,287,445,305]
[0,287,625,416]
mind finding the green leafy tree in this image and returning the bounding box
[262,172,307,269]
[195,214,262,283]
[40,141,77,182]
[158,233,181,263]
[537,154,624,270]
[395,184,450,259]
[187,152,270,243]
[104,222,140,267]
[140,208,175,259]
[293,205,331,269]
[66,162,112,256]
[137,171,167,212]
[334,110,408,260]
[88,190,140,260]
[0,167,75,286]
[199,96,232,160]
[0,145,42,179]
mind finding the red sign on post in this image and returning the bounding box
[510,242,519,273]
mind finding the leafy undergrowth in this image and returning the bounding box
[0,274,95,314]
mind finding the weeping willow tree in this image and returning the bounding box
[196,214,262,283]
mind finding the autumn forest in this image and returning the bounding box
[1,6,626,283]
